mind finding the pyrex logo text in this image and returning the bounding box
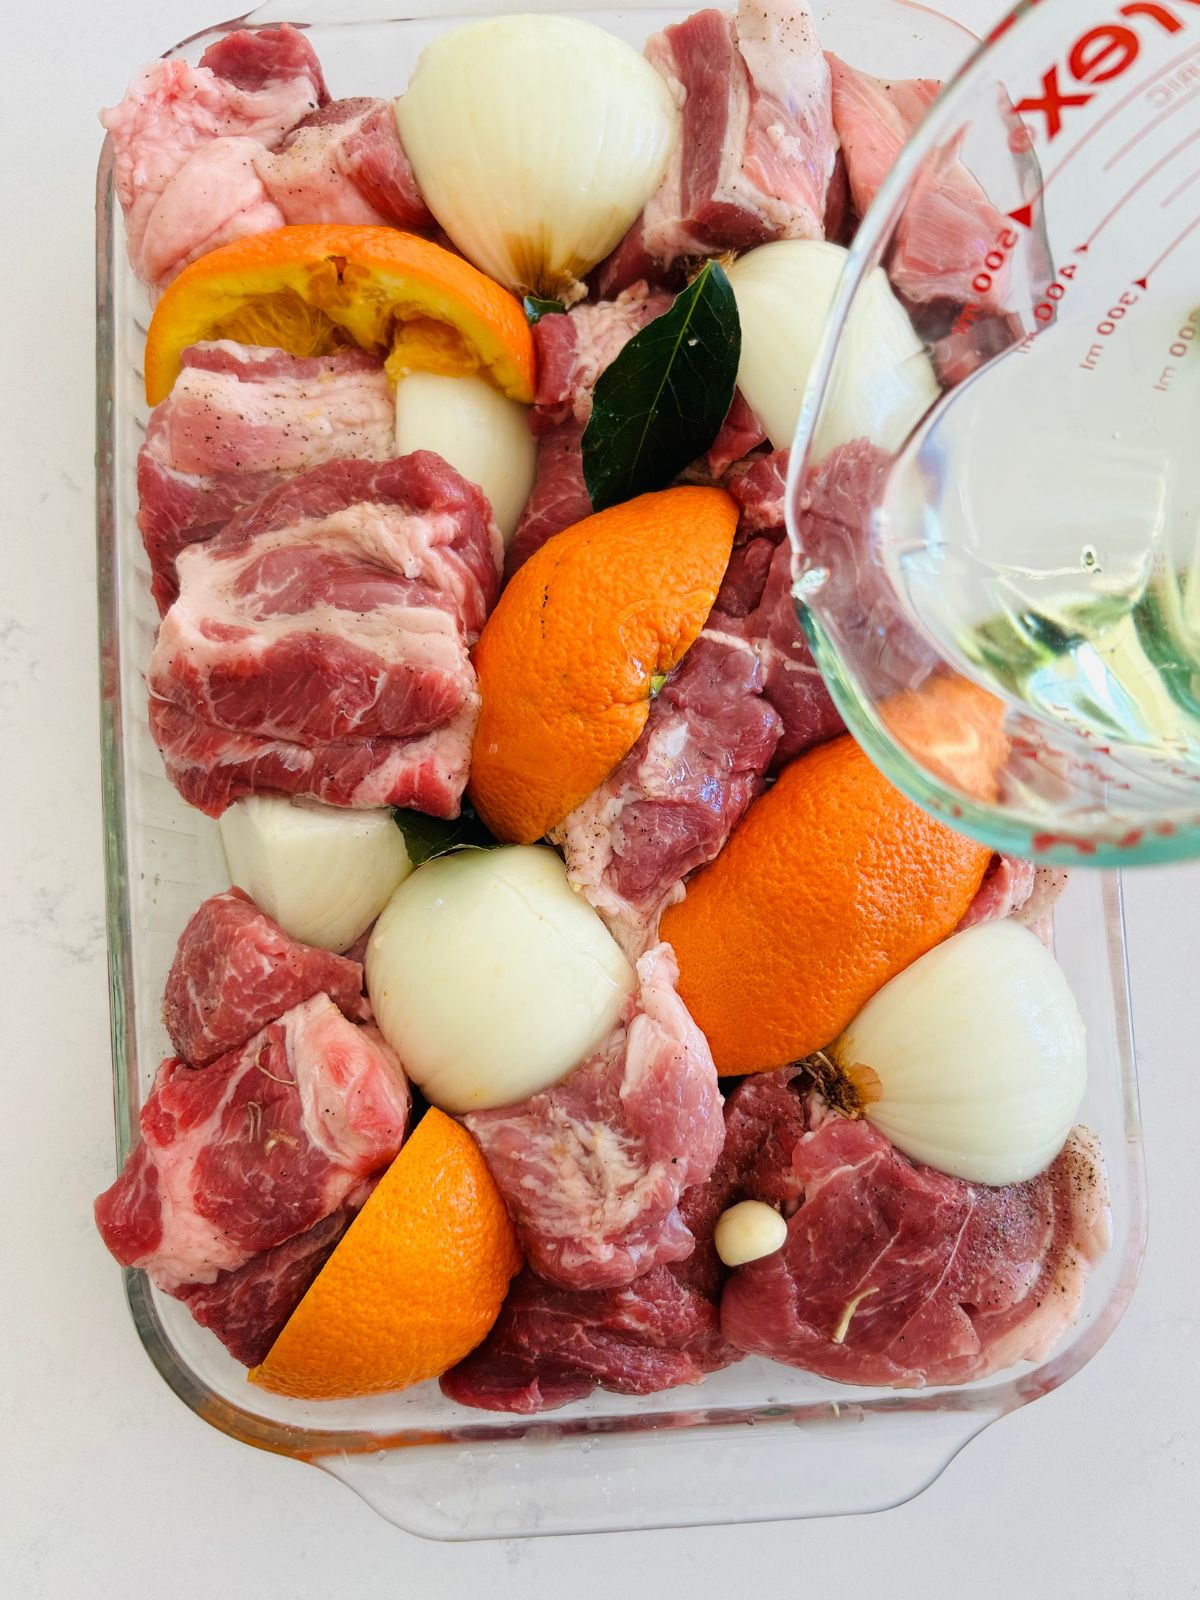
[1016,0,1200,137]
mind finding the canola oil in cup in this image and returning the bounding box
[789,0,1200,866]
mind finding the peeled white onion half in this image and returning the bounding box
[219,795,412,953]
[833,919,1087,1186]
[726,239,939,459]
[395,15,679,304]
[366,845,636,1113]
[393,372,536,546]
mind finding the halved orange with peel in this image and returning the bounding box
[469,486,739,844]
[880,672,1009,805]
[249,1109,522,1401]
[144,225,536,406]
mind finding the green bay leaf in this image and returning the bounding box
[582,261,741,512]
[391,803,497,866]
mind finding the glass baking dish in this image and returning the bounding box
[95,0,1148,1539]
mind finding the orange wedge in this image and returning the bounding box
[880,672,1009,804]
[249,1110,522,1400]
[144,224,536,406]
[661,727,993,1073]
[469,487,739,843]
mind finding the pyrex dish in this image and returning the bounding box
[787,0,1200,870]
[96,0,1147,1539]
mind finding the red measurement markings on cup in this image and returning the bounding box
[1161,161,1200,200]
[1016,1,1200,152]
[1005,2,1200,225]
[951,230,1080,347]
[1078,285,1143,367]
[950,5,1200,353]
[953,227,1020,319]
[1084,123,1200,242]
[1153,306,1200,388]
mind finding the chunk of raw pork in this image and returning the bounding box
[256,97,433,229]
[197,25,328,99]
[555,443,886,953]
[959,853,1035,930]
[506,423,593,576]
[137,341,394,612]
[441,1068,811,1412]
[508,284,672,573]
[101,25,327,287]
[723,445,789,536]
[148,699,475,818]
[93,995,410,1292]
[706,391,767,476]
[162,888,366,1066]
[826,58,937,222]
[463,944,723,1290]
[959,857,1068,946]
[721,1114,1109,1386]
[136,137,289,291]
[1015,866,1071,938]
[528,285,674,435]
[723,439,936,731]
[552,631,783,957]
[148,453,501,816]
[597,0,836,295]
[827,56,1007,306]
[735,537,845,769]
[786,438,936,699]
[440,1265,732,1413]
[173,1190,367,1366]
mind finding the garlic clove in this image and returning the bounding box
[715,1200,789,1267]
[366,845,636,1113]
[833,918,1087,1186]
[726,238,939,458]
[395,15,678,305]
[393,371,536,547]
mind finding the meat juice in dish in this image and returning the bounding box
[95,1,1108,1412]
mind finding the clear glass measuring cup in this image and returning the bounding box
[790,0,1200,865]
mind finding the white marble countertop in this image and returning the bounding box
[2,1,1196,1593]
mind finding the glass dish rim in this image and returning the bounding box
[94,0,1149,1502]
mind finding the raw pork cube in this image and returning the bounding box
[505,422,592,577]
[147,454,501,816]
[441,1265,733,1413]
[552,633,783,957]
[162,888,366,1066]
[148,699,476,818]
[958,857,1068,946]
[596,0,837,295]
[464,945,723,1290]
[827,55,1008,306]
[94,995,409,1291]
[721,1115,1110,1386]
[137,341,394,613]
[258,97,432,230]
[101,25,327,287]
[172,1192,369,1366]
